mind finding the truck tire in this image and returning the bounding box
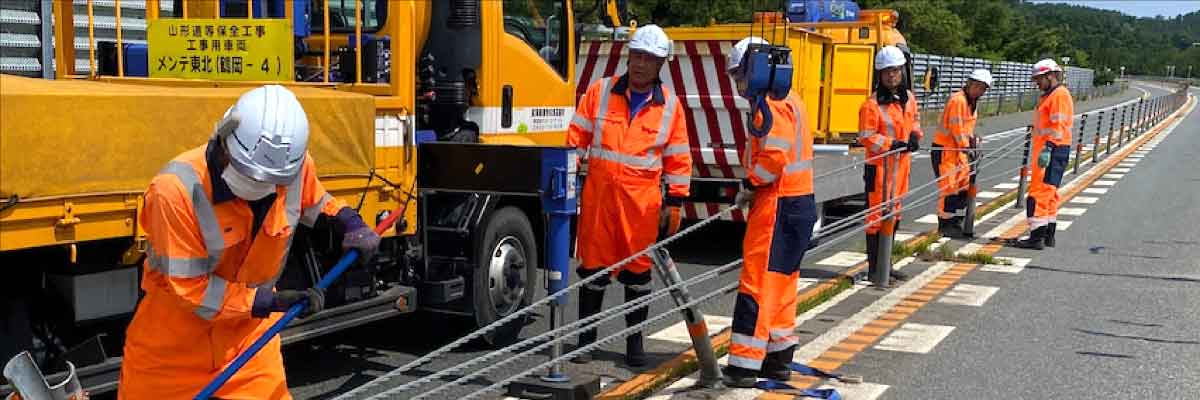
[472,206,538,346]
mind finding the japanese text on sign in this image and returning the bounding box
[148,19,293,81]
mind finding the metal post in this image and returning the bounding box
[872,153,894,287]
[961,144,979,237]
[1135,98,1145,135]
[1074,114,1087,174]
[1015,126,1033,210]
[649,249,723,388]
[1118,105,1128,148]
[1092,111,1104,165]
[1106,106,1117,155]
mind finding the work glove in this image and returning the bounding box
[907,135,921,153]
[253,288,325,318]
[336,207,381,261]
[660,206,683,237]
[735,188,756,210]
[1037,144,1052,169]
[889,140,909,153]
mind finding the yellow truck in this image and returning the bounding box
[1,0,581,394]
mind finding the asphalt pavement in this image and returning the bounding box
[282,83,1171,399]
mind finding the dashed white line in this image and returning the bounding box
[1110,167,1132,173]
[1056,221,1073,231]
[874,323,956,354]
[895,232,916,242]
[1083,187,1109,194]
[993,182,1019,190]
[1058,207,1088,216]
[648,315,732,344]
[938,284,1000,307]
[981,256,1030,274]
[915,214,939,224]
[1093,180,1117,186]
[1102,173,1125,179]
[1070,196,1099,204]
[976,191,1003,199]
[816,381,890,400]
[816,251,868,267]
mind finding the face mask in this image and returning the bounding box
[222,165,276,201]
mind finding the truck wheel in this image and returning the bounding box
[473,206,538,346]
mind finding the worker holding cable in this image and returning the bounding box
[118,85,381,399]
[567,25,691,367]
[721,36,818,387]
[932,69,991,238]
[858,45,922,286]
[1010,59,1074,249]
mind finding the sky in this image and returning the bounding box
[1029,1,1200,18]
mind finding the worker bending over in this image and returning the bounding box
[567,25,692,367]
[932,69,991,238]
[721,37,818,387]
[1011,59,1073,249]
[118,85,380,399]
[858,45,922,285]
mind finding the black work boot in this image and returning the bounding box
[759,345,796,381]
[722,365,760,388]
[888,230,909,282]
[864,234,880,281]
[623,286,650,367]
[1009,226,1046,250]
[938,218,964,239]
[571,285,605,364]
[1045,223,1057,247]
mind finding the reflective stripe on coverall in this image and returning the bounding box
[1027,85,1074,228]
[568,75,692,286]
[119,145,344,399]
[932,91,976,219]
[729,94,817,371]
[858,91,923,236]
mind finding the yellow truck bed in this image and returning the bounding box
[0,74,377,252]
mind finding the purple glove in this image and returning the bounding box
[336,207,381,261]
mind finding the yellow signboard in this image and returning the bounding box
[148,18,293,81]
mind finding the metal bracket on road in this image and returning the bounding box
[648,248,724,389]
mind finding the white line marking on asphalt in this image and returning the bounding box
[981,256,1030,274]
[1117,162,1137,167]
[1110,167,1132,173]
[649,315,732,344]
[1083,187,1109,194]
[1103,173,1126,179]
[1093,180,1117,186]
[793,262,957,363]
[644,377,698,400]
[796,283,870,325]
[895,232,916,242]
[1059,207,1088,216]
[938,284,1000,307]
[817,251,868,267]
[1011,176,1021,181]
[1070,196,1099,204]
[955,242,983,256]
[875,323,956,354]
[1056,221,1073,230]
[993,182,1019,190]
[976,191,1003,199]
[816,381,890,400]
[915,214,939,224]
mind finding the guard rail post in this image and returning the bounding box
[872,153,895,287]
[1016,126,1033,211]
[648,249,723,388]
[996,93,1006,116]
[1106,105,1117,156]
[1073,114,1087,174]
[1119,104,1129,148]
[1092,111,1103,165]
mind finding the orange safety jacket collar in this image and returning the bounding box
[609,74,666,109]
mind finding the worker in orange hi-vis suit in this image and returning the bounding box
[118,86,380,399]
[566,25,691,368]
[1010,58,1074,250]
[932,69,992,238]
[719,37,819,388]
[858,45,922,287]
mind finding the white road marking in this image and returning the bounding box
[976,191,1003,199]
[1083,187,1109,194]
[644,377,699,400]
[1056,221,1073,230]
[1093,180,1117,186]
[1058,207,1088,216]
[915,214,939,224]
[817,251,868,267]
[793,261,957,363]
[874,323,956,354]
[816,381,890,400]
[895,232,916,243]
[1102,173,1126,179]
[649,315,732,344]
[1070,196,1099,204]
[981,256,1031,274]
[938,284,1000,307]
[1110,167,1132,173]
[1117,162,1137,167]
[993,182,1019,190]
[955,242,983,256]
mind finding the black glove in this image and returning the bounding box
[253,288,324,318]
[907,135,920,152]
[889,140,909,153]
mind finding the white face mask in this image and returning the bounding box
[222,165,276,201]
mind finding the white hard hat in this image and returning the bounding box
[874,45,906,70]
[219,85,310,185]
[968,69,993,87]
[1031,59,1062,77]
[628,24,672,58]
[727,36,769,73]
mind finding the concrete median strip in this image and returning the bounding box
[592,91,1196,400]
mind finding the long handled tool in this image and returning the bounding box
[195,188,414,399]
